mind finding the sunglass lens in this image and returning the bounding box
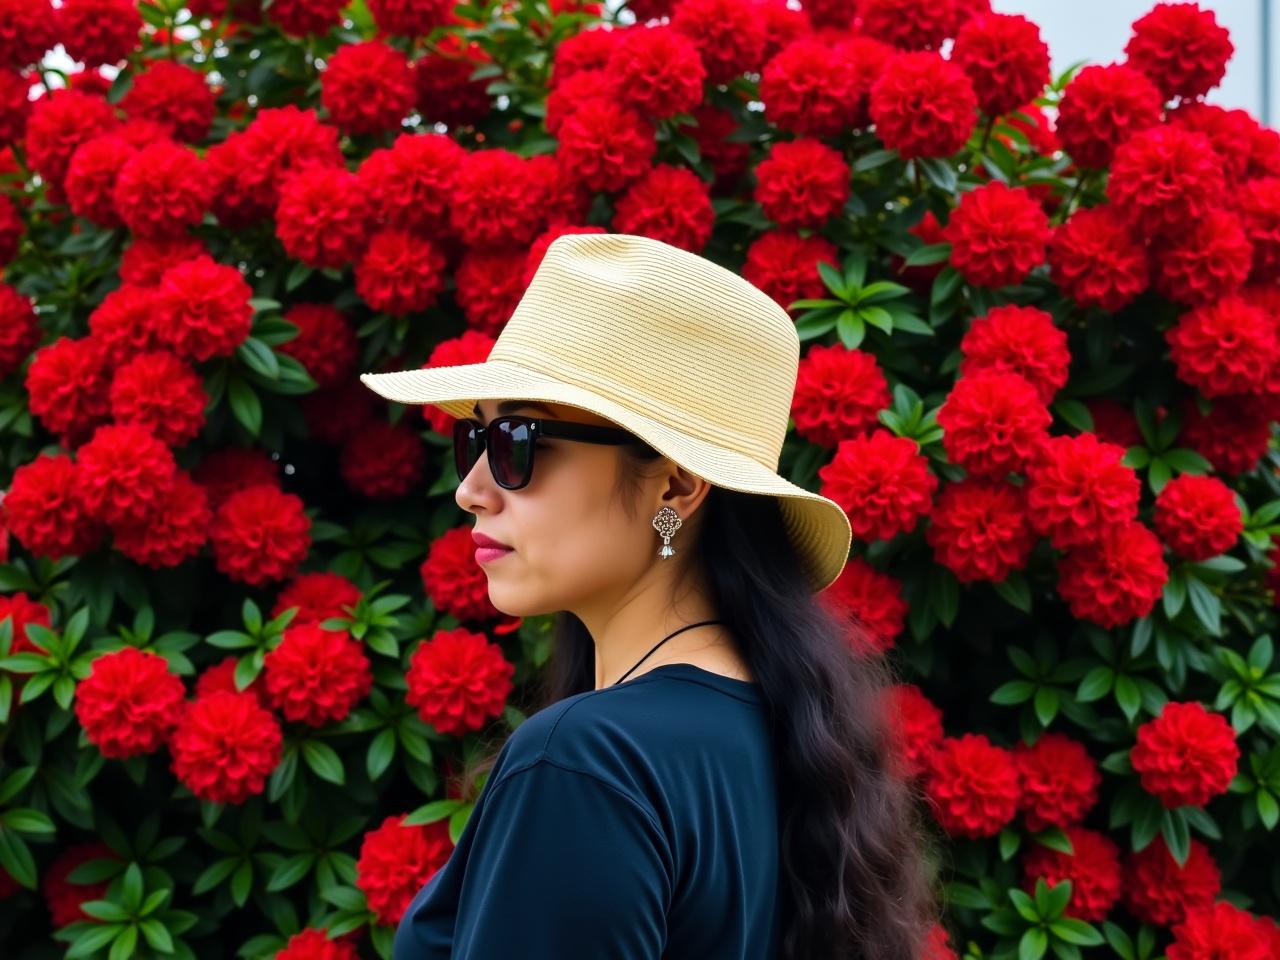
[490,418,533,488]
[454,420,482,481]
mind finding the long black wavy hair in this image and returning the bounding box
[459,433,943,959]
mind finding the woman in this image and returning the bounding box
[360,233,941,959]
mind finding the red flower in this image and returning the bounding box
[1170,102,1261,183]
[606,24,705,121]
[301,380,379,445]
[64,134,133,228]
[943,181,1050,288]
[0,592,51,661]
[276,165,373,270]
[339,419,427,500]
[741,230,839,314]
[412,34,493,128]
[856,0,955,51]
[1057,521,1168,627]
[169,690,283,804]
[612,163,714,252]
[74,646,186,757]
[879,683,944,780]
[1013,732,1101,831]
[924,733,1021,838]
[937,370,1050,478]
[926,479,1036,583]
[152,254,254,362]
[74,422,177,525]
[272,571,362,626]
[263,621,372,727]
[86,285,164,368]
[1055,64,1163,170]
[1165,294,1277,398]
[25,334,114,446]
[1131,701,1239,809]
[817,429,938,541]
[1123,835,1221,926]
[1153,474,1242,561]
[0,0,53,67]
[266,0,344,35]
[58,0,141,66]
[419,525,503,623]
[669,0,766,84]
[355,814,453,925]
[951,13,1050,117]
[119,234,207,286]
[24,89,119,192]
[1025,433,1141,550]
[192,446,279,510]
[108,350,206,448]
[111,469,210,569]
[449,147,553,247]
[405,626,515,736]
[759,36,862,138]
[552,100,656,196]
[42,842,115,928]
[1178,394,1272,476]
[1021,826,1121,922]
[194,655,270,707]
[0,68,32,146]
[1151,208,1252,306]
[1107,125,1227,242]
[112,139,211,239]
[919,922,959,960]
[276,304,357,389]
[545,68,612,135]
[357,132,465,235]
[365,0,451,35]
[815,556,908,655]
[0,193,19,266]
[549,24,622,88]
[451,250,526,337]
[355,229,447,315]
[752,137,850,230]
[3,454,106,558]
[418,331,496,436]
[958,304,1069,404]
[1125,2,1233,101]
[120,60,214,142]
[0,282,38,378]
[791,344,890,448]
[210,483,311,586]
[321,41,415,136]
[276,928,360,960]
[1236,177,1280,283]
[869,51,977,160]
[1048,206,1150,311]
[1167,901,1272,960]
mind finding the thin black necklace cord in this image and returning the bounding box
[611,619,726,686]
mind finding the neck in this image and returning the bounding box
[573,574,724,690]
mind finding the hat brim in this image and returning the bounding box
[360,361,852,593]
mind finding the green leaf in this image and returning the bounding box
[302,741,345,785]
[1076,666,1113,703]
[991,680,1036,705]
[902,243,951,268]
[1020,926,1049,960]
[1257,790,1279,829]
[1053,398,1094,433]
[835,310,865,350]
[999,828,1021,861]
[1185,575,1221,635]
[227,377,263,438]
[1050,917,1104,946]
[992,572,1033,613]
[1163,570,1187,620]
[366,728,396,782]
[1160,807,1190,866]
[236,337,280,380]
[817,261,849,298]
[0,828,36,888]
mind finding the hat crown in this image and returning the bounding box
[490,233,800,470]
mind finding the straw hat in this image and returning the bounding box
[359,232,852,593]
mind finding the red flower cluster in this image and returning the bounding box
[1122,835,1220,926]
[1130,701,1239,808]
[1021,826,1121,922]
[924,733,1021,838]
[1056,521,1168,627]
[612,164,714,252]
[791,344,890,448]
[73,647,186,758]
[1167,900,1274,960]
[321,41,415,136]
[752,138,850,230]
[1013,732,1101,831]
[1165,295,1277,398]
[340,419,427,500]
[275,928,359,960]
[879,683,944,780]
[926,480,1035,583]
[951,13,1050,117]
[419,525,502,622]
[263,622,373,726]
[958,305,1069,404]
[759,36,862,138]
[1048,206,1150,311]
[943,182,1050,289]
[169,690,283,804]
[937,370,1050,478]
[1055,64,1162,170]
[818,430,938,542]
[742,231,838,314]
[272,571,362,625]
[1125,2,1233,101]
[209,484,312,586]
[869,51,977,159]
[1153,474,1243,560]
[42,841,115,928]
[153,255,255,362]
[405,627,515,736]
[277,304,358,388]
[355,814,453,925]
[817,556,909,655]
[1025,433,1141,550]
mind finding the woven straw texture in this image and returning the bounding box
[360,232,852,593]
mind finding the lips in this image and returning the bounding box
[472,531,512,550]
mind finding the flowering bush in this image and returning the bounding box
[0,0,1278,957]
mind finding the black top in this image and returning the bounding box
[392,662,782,959]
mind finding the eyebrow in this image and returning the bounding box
[472,400,556,417]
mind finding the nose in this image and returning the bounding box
[455,435,500,514]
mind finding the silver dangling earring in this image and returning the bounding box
[652,506,682,559]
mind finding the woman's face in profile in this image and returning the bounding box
[454,399,661,618]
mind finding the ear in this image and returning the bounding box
[656,462,714,523]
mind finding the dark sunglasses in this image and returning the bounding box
[453,415,639,490]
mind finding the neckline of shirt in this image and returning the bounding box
[614,661,763,702]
